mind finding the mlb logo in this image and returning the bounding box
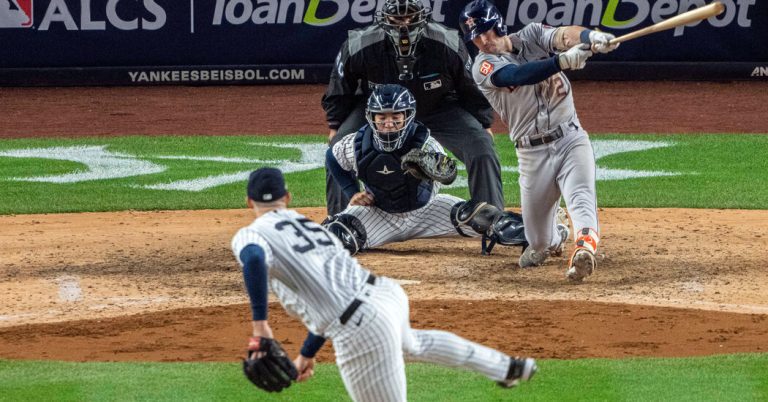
[423,79,442,91]
[0,0,32,28]
[479,61,494,76]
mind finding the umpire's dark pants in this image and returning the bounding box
[325,103,504,215]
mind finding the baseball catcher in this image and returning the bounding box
[400,148,457,185]
[242,336,298,392]
[324,84,529,255]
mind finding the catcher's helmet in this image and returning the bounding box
[459,0,507,42]
[376,0,431,57]
[365,84,417,152]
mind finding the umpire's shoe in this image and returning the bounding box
[498,357,537,388]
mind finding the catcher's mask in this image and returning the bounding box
[366,84,417,152]
[459,0,508,42]
[376,0,431,58]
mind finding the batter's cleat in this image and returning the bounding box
[551,223,570,257]
[556,206,569,228]
[550,207,570,257]
[498,357,537,388]
[566,248,596,283]
[518,246,548,268]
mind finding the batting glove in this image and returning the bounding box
[589,31,619,53]
[558,44,593,71]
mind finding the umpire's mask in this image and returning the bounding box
[376,0,431,58]
[366,84,417,152]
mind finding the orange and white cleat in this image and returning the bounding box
[566,228,599,283]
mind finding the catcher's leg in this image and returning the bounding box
[341,206,406,249]
[402,194,481,239]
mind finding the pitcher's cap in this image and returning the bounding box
[247,167,287,202]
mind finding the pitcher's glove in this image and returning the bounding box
[400,149,457,185]
[243,337,298,393]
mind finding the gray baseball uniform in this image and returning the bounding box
[231,208,514,401]
[332,132,479,249]
[471,23,599,255]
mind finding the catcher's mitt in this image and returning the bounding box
[243,337,298,393]
[400,149,457,185]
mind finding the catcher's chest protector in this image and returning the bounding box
[355,127,432,213]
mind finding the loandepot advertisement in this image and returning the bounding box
[0,0,765,84]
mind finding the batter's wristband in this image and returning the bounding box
[580,29,593,45]
[328,121,341,130]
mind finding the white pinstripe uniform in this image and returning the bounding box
[471,23,599,260]
[331,132,477,249]
[232,208,514,402]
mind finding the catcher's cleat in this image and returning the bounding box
[497,357,537,388]
[518,246,548,268]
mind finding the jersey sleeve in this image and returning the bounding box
[232,227,274,267]
[472,52,516,89]
[517,23,559,54]
[332,132,358,173]
[321,41,359,130]
[449,36,495,129]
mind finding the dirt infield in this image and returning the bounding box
[1,83,767,363]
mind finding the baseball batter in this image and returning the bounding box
[232,167,537,401]
[325,84,527,255]
[459,0,619,282]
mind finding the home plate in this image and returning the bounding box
[394,279,421,286]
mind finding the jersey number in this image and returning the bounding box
[548,74,568,100]
[275,218,334,253]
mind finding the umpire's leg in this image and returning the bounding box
[326,105,367,216]
[421,105,505,210]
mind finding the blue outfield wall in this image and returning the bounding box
[0,0,766,86]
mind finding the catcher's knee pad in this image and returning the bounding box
[322,214,367,255]
[450,199,502,236]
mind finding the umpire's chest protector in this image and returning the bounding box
[355,126,432,214]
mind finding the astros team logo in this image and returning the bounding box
[0,0,32,28]
[479,61,494,76]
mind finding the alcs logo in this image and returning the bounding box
[0,0,32,28]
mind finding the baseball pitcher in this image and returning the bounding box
[459,0,619,282]
[232,167,537,401]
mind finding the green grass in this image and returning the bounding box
[0,134,767,214]
[1,354,767,401]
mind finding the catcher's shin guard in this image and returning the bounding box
[566,228,599,282]
[450,200,498,236]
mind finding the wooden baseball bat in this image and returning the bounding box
[608,2,725,44]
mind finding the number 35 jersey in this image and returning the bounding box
[231,209,371,335]
[471,23,578,142]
